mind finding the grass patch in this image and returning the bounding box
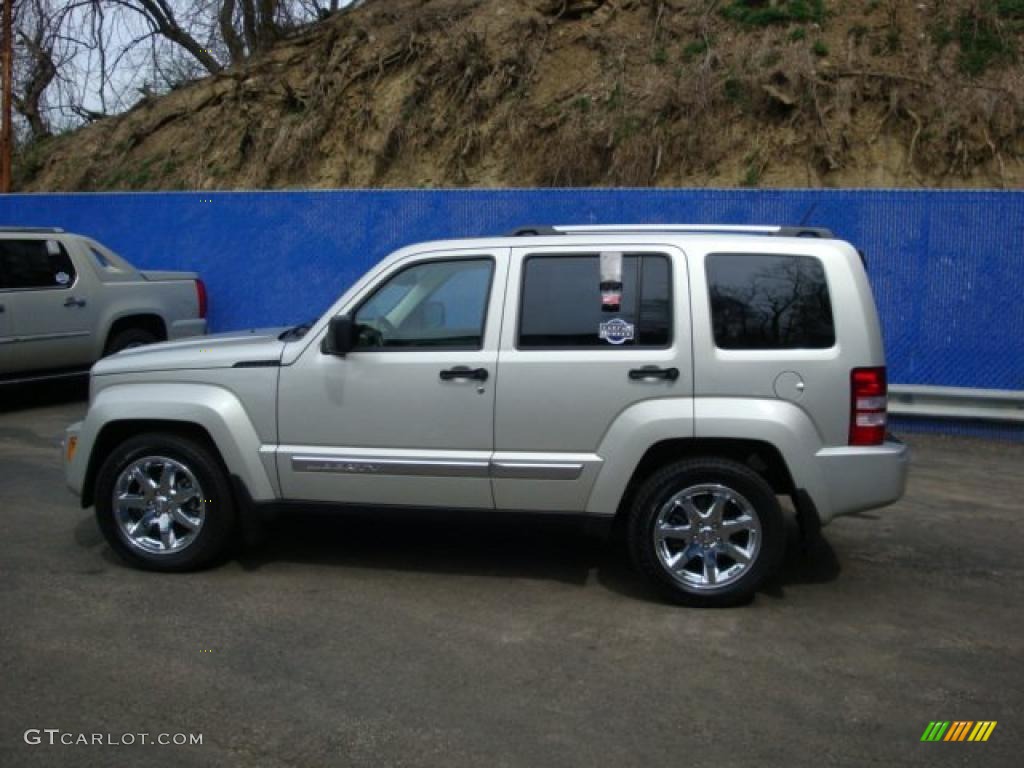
[813,40,829,57]
[722,0,825,27]
[957,9,1016,75]
[682,38,710,62]
[572,95,592,113]
[723,77,748,105]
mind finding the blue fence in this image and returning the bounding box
[2,189,1022,434]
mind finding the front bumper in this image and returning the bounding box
[811,439,910,524]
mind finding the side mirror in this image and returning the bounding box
[322,314,356,356]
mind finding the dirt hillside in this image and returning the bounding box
[17,0,1024,190]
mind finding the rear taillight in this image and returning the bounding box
[195,279,208,319]
[850,367,887,446]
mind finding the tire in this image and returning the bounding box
[94,432,237,572]
[627,458,784,607]
[104,327,159,355]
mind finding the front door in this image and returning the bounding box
[492,244,693,511]
[276,249,509,509]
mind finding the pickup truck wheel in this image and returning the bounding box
[104,327,159,355]
[628,458,784,607]
[94,433,236,571]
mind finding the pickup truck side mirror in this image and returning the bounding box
[322,314,356,356]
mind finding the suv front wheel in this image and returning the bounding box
[628,458,785,607]
[94,433,236,571]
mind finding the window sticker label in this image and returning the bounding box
[600,251,623,312]
[55,271,70,285]
[599,318,635,345]
[46,240,61,256]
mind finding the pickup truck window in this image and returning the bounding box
[0,239,77,290]
[354,257,494,350]
[518,254,672,348]
[707,253,835,350]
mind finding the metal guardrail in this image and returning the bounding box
[889,385,1024,424]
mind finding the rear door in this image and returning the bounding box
[0,237,99,374]
[493,244,692,511]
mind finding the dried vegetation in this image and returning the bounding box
[17,0,1024,190]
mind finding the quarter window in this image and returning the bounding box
[354,258,493,350]
[0,239,76,290]
[706,253,835,350]
[518,254,673,348]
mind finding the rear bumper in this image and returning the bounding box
[169,318,207,340]
[810,439,910,524]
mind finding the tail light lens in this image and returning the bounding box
[195,279,208,320]
[850,367,887,446]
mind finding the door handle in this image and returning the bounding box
[628,366,680,381]
[440,366,489,382]
[0,304,4,313]
[64,296,87,308]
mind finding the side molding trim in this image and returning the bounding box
[291,455,585,480]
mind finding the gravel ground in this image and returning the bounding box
[1,383,1021,767]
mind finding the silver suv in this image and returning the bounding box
[64,224,908,606]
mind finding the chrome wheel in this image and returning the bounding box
[653,483,762,591]
[113,456,206,555]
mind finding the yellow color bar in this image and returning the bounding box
[980,721,997,742]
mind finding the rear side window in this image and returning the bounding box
[707,253,835,350]
[519,254,672,348]
[0,239,76,290]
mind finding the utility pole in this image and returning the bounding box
[1,0,12,193]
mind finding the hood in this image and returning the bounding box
[92,328,287,375]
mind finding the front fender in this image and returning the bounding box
[67,382,276,504]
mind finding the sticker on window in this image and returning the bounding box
[55,271,70,285]
[600,251,623,312]
[599,318,634,345]
[46,240,61,256]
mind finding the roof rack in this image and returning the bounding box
[0,226,65,234]
[506,224,834,239]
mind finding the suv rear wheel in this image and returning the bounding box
[94,433,236,571]
[104,327,160,355]
[628,458,784,607]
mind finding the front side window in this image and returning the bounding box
[707,253,835,350]
[0,239,76,290]
[518,254,673,348]
[354,258,493,350]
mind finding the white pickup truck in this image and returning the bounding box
[0,227,207,383]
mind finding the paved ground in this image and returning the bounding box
[1,382,1022,767]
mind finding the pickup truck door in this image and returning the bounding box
[0,237,99,375]
[0,290,11,374]
[276,249,509,508]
